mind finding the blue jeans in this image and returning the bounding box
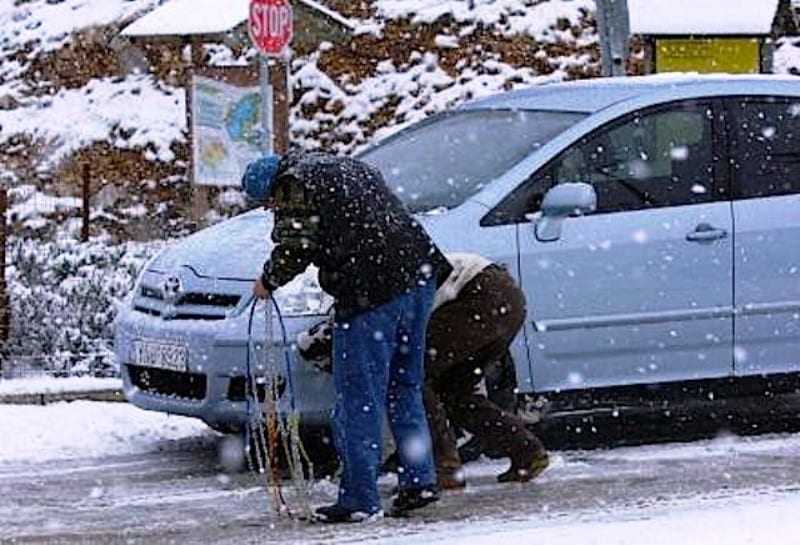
[331,283,437,513]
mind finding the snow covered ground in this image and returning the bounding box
[383,493,800,545]
[0,0,160,57]
[373,0,594,33]
[0,376,121,397]
[0,401,215,463]
[0,75,186,168]
[3,400,800,544]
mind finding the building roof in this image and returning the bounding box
[628,0,780,35]
[121,0,355,38]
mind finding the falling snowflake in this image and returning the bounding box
[401,434,430,463]
[567,371,583,386]
[734,345,748,365]
[670,145,689,161]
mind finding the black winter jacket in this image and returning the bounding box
[261,152,452,318]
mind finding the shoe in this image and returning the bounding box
[458,436,483,464]
[390,485,440,516]
[381,451,399,475]
[313,504,383,524]
[497,451,550,483]
[438,468,466,490]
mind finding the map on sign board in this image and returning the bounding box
[192,76,264,187]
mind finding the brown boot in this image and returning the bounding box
[497,451,550,483]
[438,466,466,490]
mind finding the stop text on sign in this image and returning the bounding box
[249,0,294,56]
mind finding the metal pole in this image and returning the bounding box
[259,55,274,154]
[270,58,290,154]
[596,0,631,77]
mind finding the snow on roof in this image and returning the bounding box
[629,0,780,35]
[297,0,356,30]
[122,0,249,37]
[121,0,354,38]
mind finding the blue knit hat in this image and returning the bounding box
[241,154,282,203]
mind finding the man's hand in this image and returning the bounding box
[253,277,271,300]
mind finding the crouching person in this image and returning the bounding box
[242,152,451,523]
[298,253,549,490]
[425,254,549,486]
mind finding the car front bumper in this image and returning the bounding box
[115,302,335,432]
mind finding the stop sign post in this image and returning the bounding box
[249,0,294,57]
[249,0,293,154]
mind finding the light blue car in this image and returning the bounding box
[114,74,800,432]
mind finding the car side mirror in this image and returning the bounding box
[535,183,597,242]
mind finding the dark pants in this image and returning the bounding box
[331,283,437,514]
[424,265,546,477]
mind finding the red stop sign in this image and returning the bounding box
[249,0,294,56]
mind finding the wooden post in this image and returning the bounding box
[187,39,210,223]
[185,39,196,180]
[270,59,290,154]
[81,162,90,243]
[0,186,9,373]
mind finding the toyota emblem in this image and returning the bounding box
[163,276,183,305]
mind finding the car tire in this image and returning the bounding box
[298,425,339,479]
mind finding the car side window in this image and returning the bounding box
[483,101,722,226]
[728,97,800,199]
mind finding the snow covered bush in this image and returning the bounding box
[5,237,162,377]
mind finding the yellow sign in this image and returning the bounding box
[655,38,762,74]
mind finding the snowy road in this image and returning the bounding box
[3,406,800,544]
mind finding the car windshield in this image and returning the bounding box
[359,109,587,212]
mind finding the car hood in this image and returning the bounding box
[148,205,462,281]
[150,209,272,280]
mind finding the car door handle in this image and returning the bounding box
[686,223,728,243]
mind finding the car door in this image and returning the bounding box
[484,100,735,393]
[727,96,800,376]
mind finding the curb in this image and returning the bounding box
[0,389,125,405]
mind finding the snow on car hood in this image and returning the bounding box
[148,206,455,281]
[149,209,272,280]
[139,203,474,315]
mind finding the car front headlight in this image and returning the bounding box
[273,266,332,317]
[278,284,328,316]
[227,268,332,320]
[126,249,164,305]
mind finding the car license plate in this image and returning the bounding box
[132,340,189,372]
